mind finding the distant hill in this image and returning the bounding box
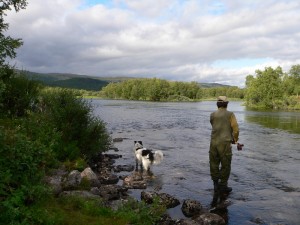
[16,70,232,91]
[199,83,231,88]
[17,70,132,91]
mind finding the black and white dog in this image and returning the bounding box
[133,141,163,171]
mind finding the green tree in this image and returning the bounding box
[245,67,284,108]
[288,64,300,96]
[0,0,27,64]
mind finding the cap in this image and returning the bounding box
[217,96,228,102]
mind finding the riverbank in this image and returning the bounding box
[45,141,227,225]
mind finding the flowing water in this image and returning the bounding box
[92,99,300,225]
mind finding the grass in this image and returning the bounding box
[36,195,166,225]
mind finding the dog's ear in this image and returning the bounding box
[134,141,137,144]
[138,141,143,145]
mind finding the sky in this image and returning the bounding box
[5,0,300,87]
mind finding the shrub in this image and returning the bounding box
[0,72,41,117]
[39,88,111,160]
[0,126,51,224]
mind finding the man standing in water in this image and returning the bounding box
[209,96,239,193]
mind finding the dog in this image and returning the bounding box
[133,141,163,172]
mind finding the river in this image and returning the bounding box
[92,99,300,225]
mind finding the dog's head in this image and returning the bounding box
[134,141,143,150]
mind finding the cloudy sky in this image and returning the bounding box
[5,0,300,87]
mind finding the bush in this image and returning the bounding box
[39,88,111,160]
[0,126,51,224]
[0,71,41,117]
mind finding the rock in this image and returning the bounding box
[181,199,203,217]
[113,164,135,173]
[80,167,100,187]
[113,138,124,142]
[104,153,122,159]
[45,174,63,195]
[63,170,82,190]
[175,219,202,225]
[158,193,181,208]
[157,214,177,225]
[90,185,128,201]
[194,213,225,225]
[123,173,147,189]
[44,167,68,195]
[141,191,180,209]
[99,173,119,185]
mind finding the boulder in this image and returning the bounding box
[181,199,203,217]
[175,219,202,225]
[44,167,68,195]
[141,191,180,209]
[80,167,100,187]
[90,185,128,201]
[194,213,225,225]
[123,173,147,189]
[99,173,119,185]
[63,170,82,190]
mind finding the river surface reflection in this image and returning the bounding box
[92,99,300,225]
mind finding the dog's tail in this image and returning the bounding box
[153,150,163,165]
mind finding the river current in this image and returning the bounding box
[92,99,300,225]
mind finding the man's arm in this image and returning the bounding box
[230,113,239,143]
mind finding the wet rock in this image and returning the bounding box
[175,219,201,225]
[181,199,203,217]
[113,164,135,173]
[109,147,119,152]
[63,170,82,190]
[104,153,122,159]
[99,173,119,185]
[141,191,180,208]
[123,173,147,189]
[194,212,225,225]
[113,138,124,142]
[157,214,177,225]
[90,184,128,201]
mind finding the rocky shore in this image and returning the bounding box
[45,144,226,225]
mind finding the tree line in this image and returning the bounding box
[99,78,245,101]
[245,65,300,109]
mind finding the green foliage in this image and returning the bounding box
[100,77,244,101]
[35,196,165,225]
[116,198,166,225]
[0,0,27,64]
[1,73,41,117]
[245,65,300,109]
[39,88,111,160]
[0,125,51,225]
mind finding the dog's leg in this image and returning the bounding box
[135,158,139,171]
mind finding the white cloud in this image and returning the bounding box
[4,0,300,87]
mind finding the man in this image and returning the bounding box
[209,96,239,193]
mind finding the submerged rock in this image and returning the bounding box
[123,172,147,189]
